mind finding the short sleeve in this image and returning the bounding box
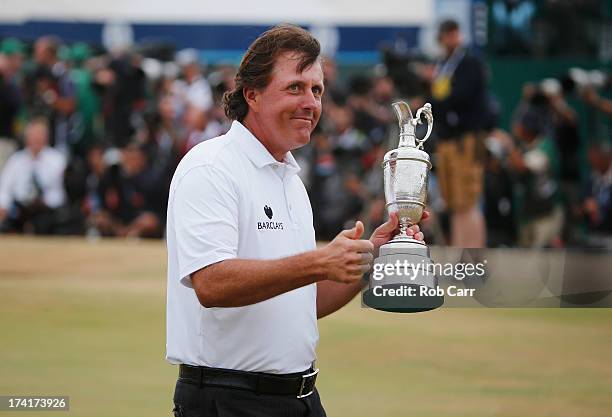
[171,165,239,287]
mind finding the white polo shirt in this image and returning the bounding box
[166,121,319,374]
[0,147,66,210]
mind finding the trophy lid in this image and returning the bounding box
[383,146,431,169]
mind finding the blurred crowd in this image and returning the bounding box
[0,35,233,238]
[1,20,611,248]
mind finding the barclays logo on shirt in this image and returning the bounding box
[264,205,273,219]
[258,205,284,230]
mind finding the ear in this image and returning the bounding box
[243,86,260,113]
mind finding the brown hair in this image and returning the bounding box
[437,19,460,39]
[222,24,321,121]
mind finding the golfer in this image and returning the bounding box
[166,24,425,417]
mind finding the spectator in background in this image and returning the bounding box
[329,104,369,156]
[321,56,347,107]
[24,36,77,156]
[0,38,24,171]
[172,48,213,119]
[372,74,395,109]
[309,129,347,240]
[95,49,146,148]
[172,49,225,151]
[93,141,164,238]
[482,128,516,246]
[580,89,612,243]
[144,95,184,175]
[207,63,235,133]
[347,74,392,145]
[82,144,108,235]
[183,104,205,151]
[182,96,225,152]
[328,105,368,221]
[428,19,488,247]
[546,81,580,181]
[67,42,100,157]
[0,38,23,82]
[0,117,67,234]
[541,80,582,244]
[583,142,612,236]
[508,109,563,248]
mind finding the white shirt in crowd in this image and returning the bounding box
[166,121,318,374]
[172,76,214,114]
[0,147,66,210]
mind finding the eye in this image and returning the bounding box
[288,84,300,93]
[312,86,323,97]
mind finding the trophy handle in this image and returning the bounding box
[391,101,433,150]
[413,103,433,150]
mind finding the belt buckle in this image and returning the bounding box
[296,368,319,398]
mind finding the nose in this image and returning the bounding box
[301,88,318,111]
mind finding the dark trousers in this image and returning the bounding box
[173,379,327,417]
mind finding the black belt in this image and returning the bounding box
[178,364,319,398]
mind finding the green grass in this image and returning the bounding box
[1,237,611,417]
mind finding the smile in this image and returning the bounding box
[291,118,312,126]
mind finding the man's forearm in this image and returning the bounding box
[191,250,327,308]
[316,278,364,319]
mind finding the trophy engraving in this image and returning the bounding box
[363,101,444,313]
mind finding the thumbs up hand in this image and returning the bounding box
[320,221,374,284]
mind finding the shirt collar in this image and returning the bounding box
[229,120,301,176]
[26,147,48,160]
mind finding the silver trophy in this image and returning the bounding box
[363,101,444,313]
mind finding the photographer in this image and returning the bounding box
[540,79,582,242]
[23,36,77,154]
[582,142,612,240]
[0,118,67,234]
[506,108,564,248]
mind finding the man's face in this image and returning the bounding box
[249,52,324,155]
[25,123,49,155]
[439,30,462,53]
[34,40,52,65]
[121,147,147,176]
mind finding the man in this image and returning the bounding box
[583,142,612,237]
[0,117,66,234]
[507,109,563,248]
[67,42,100,157]
[172,49,223,152]
[166,25,425,417]
[94,47,146,148]
[93,141,165,238]
[429,19,488,247]
[173,48,214,118]
[0,38,24,172]
[24,36,77,155]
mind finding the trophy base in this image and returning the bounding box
[363,240,444,313]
